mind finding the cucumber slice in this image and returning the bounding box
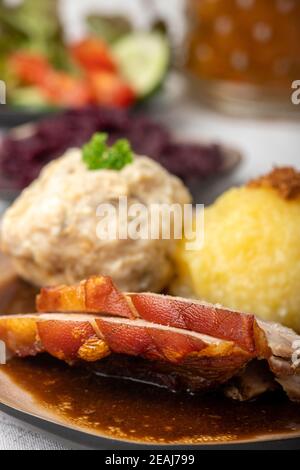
[10,87,49,107]
[113,32,170,98]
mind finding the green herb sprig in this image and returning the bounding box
[82,133,134,171]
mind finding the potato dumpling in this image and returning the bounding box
[1,149,191,292]
[173,168,300,332]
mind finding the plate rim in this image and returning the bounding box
[0,382,300,450]
[1,401,300,450]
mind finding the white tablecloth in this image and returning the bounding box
[0,411,70,450]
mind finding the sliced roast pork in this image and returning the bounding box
[36,277,264,354]
[224,360,278,401]
[257,320,300,401]
[0,313,251,392]
[0,276,299,401]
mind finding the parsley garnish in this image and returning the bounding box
[82,133,134,170]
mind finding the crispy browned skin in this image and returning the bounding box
[0,317,42,357]
[0,313,254,393]
[37,276,135,318]
[37,276,262,354]
[129,293,261,354]
[248,167,300,200]
[2,272,300,400]
[0,313,249,370]
[0,315,109,363]
[0,311,299,400]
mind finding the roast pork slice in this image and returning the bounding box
[0,313,250,391]
[276,373,300,402]
[257,320,300,401]
[128,293,261,354]
[0,314,107,361]
[224,360,278,401]
[36,277,136,318]
[224,320,300,402]
[3,275,300,401]
[0,312,300,400]
[88,354,253,394]
[36,277,260,354]
[257,320,300,359]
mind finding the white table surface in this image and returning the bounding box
[0,411,71,450]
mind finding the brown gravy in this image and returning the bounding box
[3,356,300,444]
[1,272,300,444]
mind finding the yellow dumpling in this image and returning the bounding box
[173,168,300,332]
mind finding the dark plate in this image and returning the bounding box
[0,254,299,451]
[0,106,58,129]
[0,397,300,450]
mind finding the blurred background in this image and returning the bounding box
[0,0,300,202]
[60,0,186,43]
